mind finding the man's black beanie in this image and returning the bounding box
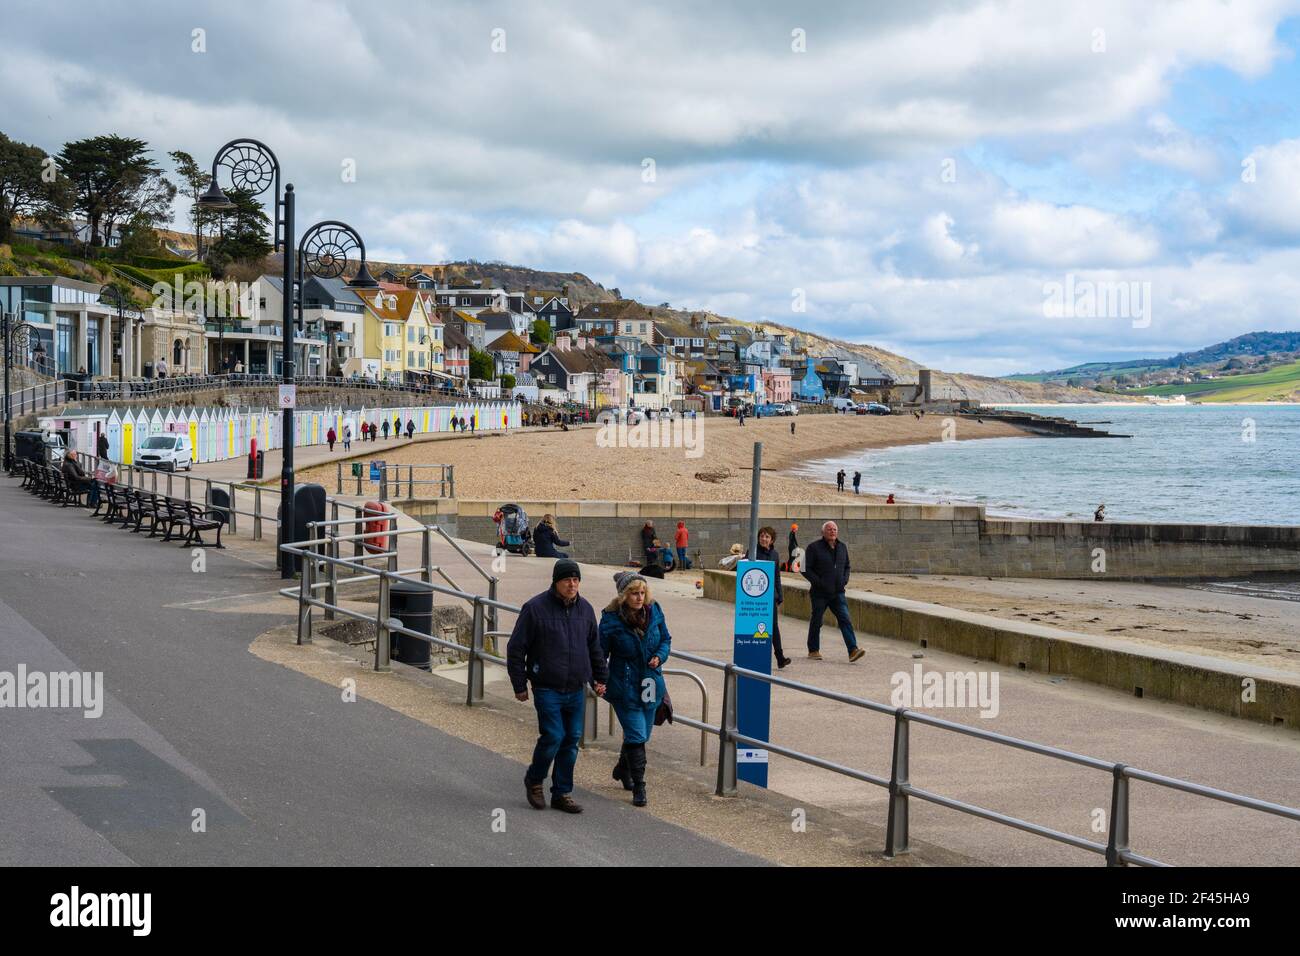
[552,559,581,584]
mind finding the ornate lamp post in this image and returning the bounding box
[295,221,378,378]
[98,284,129,398]
[198,139,296,577]
[3,308,41,472]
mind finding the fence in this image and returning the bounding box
[335,461,455,500]
[277,530,1300,866]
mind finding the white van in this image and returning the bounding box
[830,397,856,412]
[138,434,194,471]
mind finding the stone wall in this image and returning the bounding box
[403,499,1300,581]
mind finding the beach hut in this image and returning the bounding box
[106,410,121,463]
[149,408,164,442]
[120,410,136,466]
[186,410,199,463]
[198,409,210,463]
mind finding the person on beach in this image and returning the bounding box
[507,560,607,813]
[600,571,672,807]
[853,471,861,494]
[327,426,336,452]
[836,469,846,492]
[343,425,352,451]
[534,513,571,559]
[886,493,895,504]
[393,415,401,437]
[1094,503,1106,522]
[802,521,865,663]
[750,527,792,669]
[791,420,796,435]
[381,419,390,439]
[674,521,691,570]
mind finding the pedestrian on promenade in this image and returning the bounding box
[507,560,607,813]
[381,419,390,439]
[836,469,846,492]
[1094,503,1106,522]
[886,493,895,504]
[96,431,109,462]
[470,415,476,433]
[640,520,657,565]
[534,513,571,559]
[750,527,791,668]
[788,522,799,569]
[405,418,415,439]
[156,358,167,379]
[600,570,671,807]
[327,426,336,452]
[343,425,352,451]
[802,521,865,663]
[393,415,401,437]
[853,471,861,494]
[674,520,692,570]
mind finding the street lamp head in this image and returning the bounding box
[197,178,235,210]
[347,261,379,289]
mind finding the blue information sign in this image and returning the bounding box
[369,461,383,481]
[733,559,774,787]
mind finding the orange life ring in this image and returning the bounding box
[361,500,395,554]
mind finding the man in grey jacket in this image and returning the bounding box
[801,521,865,662]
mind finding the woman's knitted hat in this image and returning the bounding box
[613,570,647,594]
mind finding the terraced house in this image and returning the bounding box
[354,288,430,385]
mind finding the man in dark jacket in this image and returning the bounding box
[96,431,109,461]
[61,450,96,506]
[801,521,864,662]
[507,560,607,812]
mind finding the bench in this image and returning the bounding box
[180,501,225,548]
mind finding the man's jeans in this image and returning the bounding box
[675,547,692,569]
[525,687,586,796]
[806,591,859,653]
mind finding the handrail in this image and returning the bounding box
[274,533,1300,866]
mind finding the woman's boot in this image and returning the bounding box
[612,744,633,791]
[629,743,648,807]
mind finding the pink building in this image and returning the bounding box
[762,368,792,403]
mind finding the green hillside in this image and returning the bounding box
[1133,360,1300,402]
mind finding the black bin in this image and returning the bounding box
[278,483,326,572]
[208,487,231,525]
[143,362,154,380]
[246,449,265,479]
[389,581,432,670]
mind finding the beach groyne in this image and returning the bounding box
[405,499,1300,581]
[703,570,1300,729]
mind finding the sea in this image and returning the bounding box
[795,404,1300,526]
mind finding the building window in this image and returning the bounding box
[548,373,555,383]
[408,350,415,366]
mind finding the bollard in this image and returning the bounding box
[715,664,738,796]
[884,709,911,858]
[1106,765,1131,867]
[253,486,263,541]
[379,470,388,503]
[375,573,391,672]
[466,599,485,705]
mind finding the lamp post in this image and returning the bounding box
[3,308,40,472]
[198,139,296,578]
[294,221,377,380]
[98,284,129,399]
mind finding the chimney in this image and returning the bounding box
[554,334,570,352]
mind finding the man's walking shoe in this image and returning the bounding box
[807,650,823,660]
[550,794,584,814]
[777,656,792,669]
[849,647,866,663]
[525,781,546,810]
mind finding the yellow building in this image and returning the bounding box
[355,289,430,383]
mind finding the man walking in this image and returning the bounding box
[836,468,846,492]
[507,560,607,813]
[801,521,865,663]
[852,471,861,494]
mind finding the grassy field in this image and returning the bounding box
[1133,360,1300,402]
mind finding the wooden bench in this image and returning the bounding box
[180,501,225,548]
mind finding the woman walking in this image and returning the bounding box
[600,571,671,807]
[751,526,792,668]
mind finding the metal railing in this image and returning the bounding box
[334,461,455,500]
[7,379,68,416]
[276,530,1300,866]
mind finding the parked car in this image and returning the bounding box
[137,433,194,471]
[865,402,892,415]
[783,402,800,415]
[829,397,856,412]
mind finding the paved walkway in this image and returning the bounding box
[0,482,760,866]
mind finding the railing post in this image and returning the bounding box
[375,572,391,672]
[715,663,738,796]
[296,536,313,645]
[227,484,237,534]
[466,598,485,705]
[380,469,388,503]
[885,708,911,858]
[1106,764,1131,867]
[253,486,263,541]
[184,474,192,502]
[353,505,363,558]
[166,471,173,497]
[448,464,455,499]
[421,526,432,584]
[581,686,598,748]
[336,461,341,494]
[487,577,500,639]
[324,531,337,622]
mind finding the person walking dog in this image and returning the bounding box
[507,560,607,813]
[600,571,671,807]
[802,521,865,662]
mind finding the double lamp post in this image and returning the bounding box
[197,139,377,578]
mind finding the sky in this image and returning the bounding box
[7,0,1300,375]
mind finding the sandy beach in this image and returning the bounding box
[849,572,1300,674]
[298,412,1027,503]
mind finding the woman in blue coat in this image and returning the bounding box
[534,513,570,558]
[600,570,671,807]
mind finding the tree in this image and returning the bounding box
[169,149,217,260]
[469,347,494,380]
[207,186,272,267]
[57,135,175,248]
[530,318,553,345]
[500,373,516,390]
[0,132,69,243]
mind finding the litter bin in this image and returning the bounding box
[389,581,432,670]
[277,483,326,572]
[143,362,154,380]
[247,449,265,479]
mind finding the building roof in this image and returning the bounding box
[543,345,616,375]
[443,325,472,350]
[485,330,539,354]
[355,288,421,322]
[451,309,484,324]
